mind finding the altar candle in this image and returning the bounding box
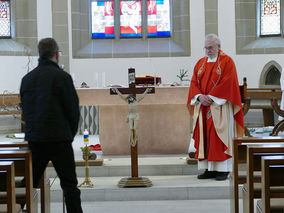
[94,72,99,88]
[83,129,89,144]
[102,72,106,88]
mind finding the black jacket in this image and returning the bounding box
[20,58,79,143]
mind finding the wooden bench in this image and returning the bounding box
[0,94,21,115]
[0,150,38,213]
[256,155,284,213]
[0,141,50,213]
[270,98,284,136]
[243,144,284,213]
[0,141,28,149]
[0,161,21,213]
[231,136,284,213]
[0,94,24,131]
[246,88,281,127]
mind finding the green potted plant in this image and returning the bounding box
[177,69,189,86]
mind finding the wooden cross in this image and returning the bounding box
[110,68,155,187]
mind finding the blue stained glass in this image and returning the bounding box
[92,33,114,38]
[148,31,170,37]
[91,0,115,39]
[120,33,142,37]
[97,1,105,6]
[147,0,171,37]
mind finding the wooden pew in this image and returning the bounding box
[0,94,24,131]
[270,98,284,136]
[238,77,251,137]
[0,150,38,213]
[231,136,284,213]
[243,144,284,213]
[0,161,21,213]
[256,155,284,213]
[0,141,50,213]
[246,88,281,127]
[0,141,28,149]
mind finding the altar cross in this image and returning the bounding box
[110,68,155,187]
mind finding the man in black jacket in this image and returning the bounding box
[20,38,83,213]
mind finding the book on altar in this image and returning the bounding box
[135,75,161,85]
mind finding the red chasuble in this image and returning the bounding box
[187,50,244,162]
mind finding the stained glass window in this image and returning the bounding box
[120,0,142,38]
[91,0,172,39]
[260,0,281,36]
[147,0,170,37]
[91,0,115,38]
[0,0,11,37]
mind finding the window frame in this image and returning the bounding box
[90,0,172,39]
[0,0,12,39]
[258,0,284,37]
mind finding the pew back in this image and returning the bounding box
[244,144,284,213]
[0,141,50,213]
[231,136,284,213]
[0,150,34,213]
[256,156,284,213]
[0,161,19,213]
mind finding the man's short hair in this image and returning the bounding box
[205,33,221,46]
[38,38,59,59]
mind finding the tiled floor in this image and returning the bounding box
[50,200,233,213]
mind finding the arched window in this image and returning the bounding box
[265,65,281,85]
[91,0,171,39]
[259,61,282,88]
[0,0,11,38]
[260,0,283,36]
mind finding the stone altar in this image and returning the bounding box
[77,86,191,155]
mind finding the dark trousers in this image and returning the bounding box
[28,141,83,213]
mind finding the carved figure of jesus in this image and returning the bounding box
[112,87,152,147]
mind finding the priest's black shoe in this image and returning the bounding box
[197,169,217,179]
[215,172,229,181]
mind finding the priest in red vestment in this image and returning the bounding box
[187,34,244,181]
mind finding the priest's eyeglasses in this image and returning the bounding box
[58,51,63,56]
[204,45,216,51]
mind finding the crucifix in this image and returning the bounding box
[110,68,155,187]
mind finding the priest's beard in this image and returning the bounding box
[206,50,218,60]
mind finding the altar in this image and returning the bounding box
[77,87,191,155]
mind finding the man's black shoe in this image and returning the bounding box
[197,169,217,179]
[215,172,229,181]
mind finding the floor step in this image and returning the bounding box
[46,156,198,178]
[49,175,230,202]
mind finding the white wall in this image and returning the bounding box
[0,56,37,93]
[0,0,284,93]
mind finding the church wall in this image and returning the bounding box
[69,0,284,88]
[0,0,283,90]
[0,0,284,132]
[69,0,204,87]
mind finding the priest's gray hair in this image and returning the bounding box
[205,33,221,46]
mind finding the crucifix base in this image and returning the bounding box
[118,177,152,188]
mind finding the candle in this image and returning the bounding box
[94,72,99,88]
[83,129,89,144]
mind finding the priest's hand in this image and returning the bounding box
[198,95,212,106]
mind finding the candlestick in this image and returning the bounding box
[78,145,94,187]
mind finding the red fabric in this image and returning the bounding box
[188,50,244,161]
[89,144,101,151]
